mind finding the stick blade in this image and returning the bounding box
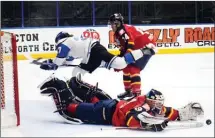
[31,58,43,65]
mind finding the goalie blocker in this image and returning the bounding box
[39,76,204,132]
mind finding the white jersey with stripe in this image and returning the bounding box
[53,36,98,66]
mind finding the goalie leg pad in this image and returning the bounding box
[52,90,83,124]
[40,77,68,95]
[68,77,112,102]
[39,76,83,124]
[40,77,79,103]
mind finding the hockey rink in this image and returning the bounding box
[2,53,214,137]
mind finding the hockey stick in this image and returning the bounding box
[101,114,205,131]
[31,57,43,65]
[101,126,150,131]
[30,57,79,67]
[166,121,203,130]
[23,53,44,66]
[30,57,107,68]
[136,115,205,130]
[100,121,204,131]
[61,64,79,67]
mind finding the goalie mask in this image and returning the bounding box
[146,89,164,114]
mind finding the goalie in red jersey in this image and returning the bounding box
[108,13,156,100]
[39,76,204,132]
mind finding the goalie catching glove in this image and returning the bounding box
[178,102,204,121]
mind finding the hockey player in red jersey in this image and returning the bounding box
[108,13,156,100]
[39,76,204,132]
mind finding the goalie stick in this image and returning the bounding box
[101,121,204,131]
[101,115,206,131]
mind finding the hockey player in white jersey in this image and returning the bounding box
[40,29,155,77]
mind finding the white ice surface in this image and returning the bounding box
[2,53,214,137]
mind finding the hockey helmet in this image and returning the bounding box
[108,13,124,28]
[146,89,165,114]
[55,31,73,44]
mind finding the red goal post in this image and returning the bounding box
[0,31,20,127]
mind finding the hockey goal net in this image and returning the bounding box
[0,31,20,128]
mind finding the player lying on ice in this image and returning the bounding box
[39,75,204,132]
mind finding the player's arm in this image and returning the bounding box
[161,102,204,121]
[118,41,134,57]
[117,27,135,56]
[40,43,71,70]
[143,32,156,50]
[124,30,135,53]
[53,43,71,66]
[161,106,179,121]
[124,27,141,53]
[125,107,168,132]
[134,30,157,50]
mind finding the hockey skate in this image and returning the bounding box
[117,90,139,100]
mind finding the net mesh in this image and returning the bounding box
[0,31,20,128]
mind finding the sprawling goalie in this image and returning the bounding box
[38,75,204,132]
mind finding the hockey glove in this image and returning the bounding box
[40,59,58,70]
[140,48,155,56]
[66,56,75,61]
[137,111,168,132]
[148,120,168,132]
[178,102,204,121]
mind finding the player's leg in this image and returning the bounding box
[39,76,79,102]
[39,75,112,102]
[67,99,118,124]
[92,43,154,71]
[117,53,153,100]
[39,76,116,124]
[117,66,133,99]
[67,76,112,103]
[79,42,114,73]
[134,54,153,71]
[39,77,83,124]
[129,65,141,96]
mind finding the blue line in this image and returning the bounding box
[92,1,95,26]
[21,1,24,27]
[56,1,59,26]
[128,1,131,24]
